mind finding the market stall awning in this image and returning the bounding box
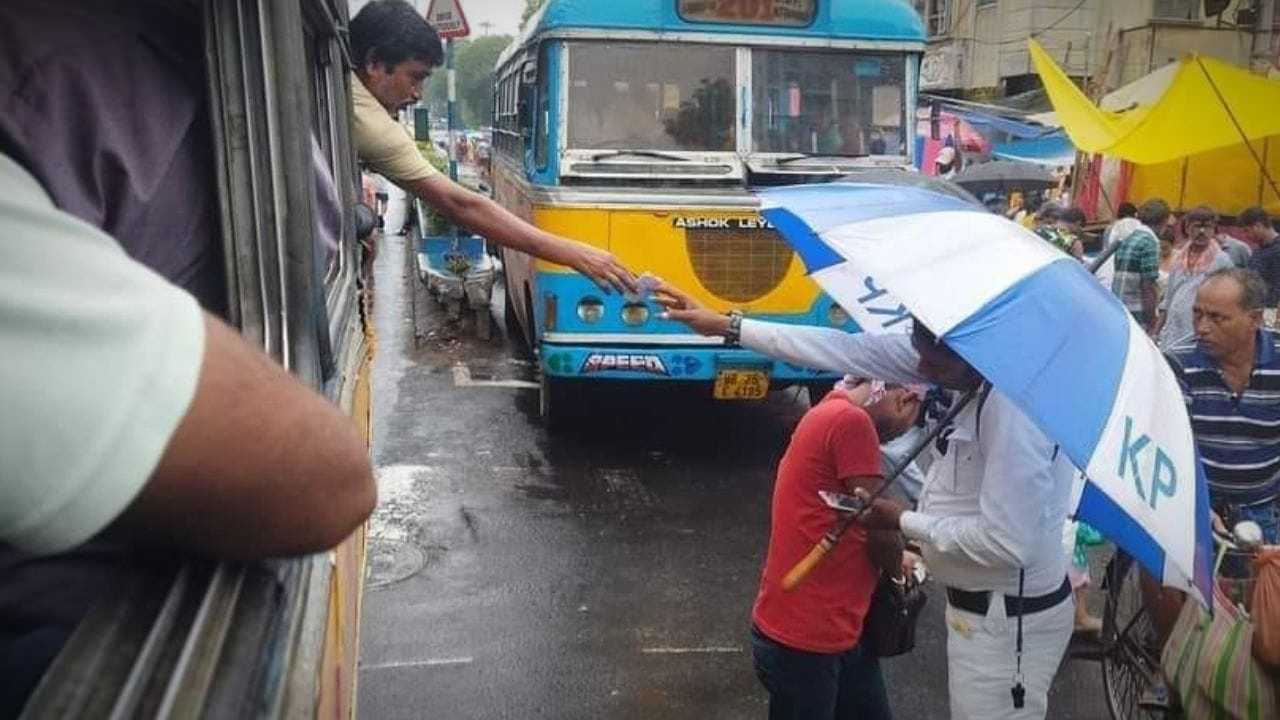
[1030,39,1280,165]
[992,132,1076,167]
[950,108,1052,140]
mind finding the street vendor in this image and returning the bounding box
[751,381,922,719]
[657,285,1077,720]
[347,0,635,295]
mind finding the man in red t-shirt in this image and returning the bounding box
[751,383,923,720]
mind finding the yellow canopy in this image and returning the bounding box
[1029,39,1280,166]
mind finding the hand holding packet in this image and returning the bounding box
[625,273,660,303]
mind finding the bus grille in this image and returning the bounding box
[685,228,796,302]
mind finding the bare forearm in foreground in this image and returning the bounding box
[109,314,376,560]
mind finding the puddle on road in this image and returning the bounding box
[512,466,656,513]
[366,539,428,589]
[366,464,449,589]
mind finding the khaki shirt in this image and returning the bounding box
[351,73,439,183]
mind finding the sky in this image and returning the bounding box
[399,0,527,39]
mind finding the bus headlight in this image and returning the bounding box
[621,303,650,326]
[577,297,605,324]
[827,304,850,327]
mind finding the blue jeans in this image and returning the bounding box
[751,626,892,720]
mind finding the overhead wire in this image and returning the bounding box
[941,0,1092,48]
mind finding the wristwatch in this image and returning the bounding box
[725,310,744,345]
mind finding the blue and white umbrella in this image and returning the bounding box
[760,182,1214,605]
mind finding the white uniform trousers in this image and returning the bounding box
[944,591,1075,719]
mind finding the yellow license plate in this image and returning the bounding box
[713,369,770,400]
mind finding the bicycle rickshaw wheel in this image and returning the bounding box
[1101,551,1165,720]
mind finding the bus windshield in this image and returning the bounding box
[751,50,907,157]
[566,42,736,152]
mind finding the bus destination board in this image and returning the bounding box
[677,0,816,27]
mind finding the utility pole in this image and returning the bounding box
[425,0,470,181]
[479,20,493,36]
[1255,0,1277,75]
[447,39,457,181]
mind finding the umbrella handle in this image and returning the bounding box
[782,389,984,593]
[1087,239,1122,275]
[782,534,838,592]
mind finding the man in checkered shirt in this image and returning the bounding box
[1110,199,1171,333]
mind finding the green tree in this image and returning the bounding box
[424,34,513,128]
[521,0,546,29]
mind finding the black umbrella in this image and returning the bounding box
[951,160,1056,195]
[833,167,984,207]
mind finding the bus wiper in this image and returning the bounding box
[775,153,869,165]
[590,149,691,162]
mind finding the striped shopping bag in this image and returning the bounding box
[1161,582,1279,719]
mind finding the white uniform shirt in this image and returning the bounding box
[0,154,204,555]
[742,320,1073,596]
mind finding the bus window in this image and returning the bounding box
[751,51,907,156]
[566,42,735,152]
[534,46,551,170]
[495,72,522,159]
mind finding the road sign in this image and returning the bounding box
[425,0,470,39]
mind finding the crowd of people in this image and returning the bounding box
[654,195,1280,719]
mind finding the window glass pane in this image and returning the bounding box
[1152,0,1196,19]
[751,50,906,156]
[535,46,550,168]
[567,42,735,151]
[928,0,951,35]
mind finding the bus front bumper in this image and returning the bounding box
[539,344,840,385]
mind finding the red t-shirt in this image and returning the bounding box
[751,390,884,653]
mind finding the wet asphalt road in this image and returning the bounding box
[357,191,1113,719]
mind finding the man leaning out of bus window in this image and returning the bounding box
[347,0,637,296]
[0,153,377,715]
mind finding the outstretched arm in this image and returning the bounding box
[654,280,925,383]
[405,175,636,295]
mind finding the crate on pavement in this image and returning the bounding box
[412,199,496,339]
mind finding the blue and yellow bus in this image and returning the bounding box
[492,0,925,423]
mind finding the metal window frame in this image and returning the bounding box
[928,0,951,37]
[20,1,367,717]
[555,40,919,178]
[1151,0,1200,21]
[743,46,915,166]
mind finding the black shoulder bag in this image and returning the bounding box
[864,571,928,657]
